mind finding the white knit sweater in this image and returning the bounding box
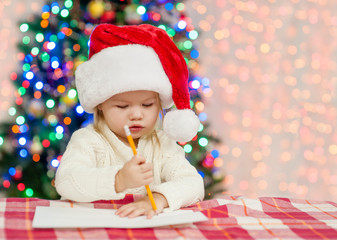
[55,121,204,211]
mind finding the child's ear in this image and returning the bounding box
[97,104,102,111]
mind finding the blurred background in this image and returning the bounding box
[185,0,337,201]
[0,0,337,201]
[0,0,42,121]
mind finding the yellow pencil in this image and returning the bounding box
[124,125,157,211]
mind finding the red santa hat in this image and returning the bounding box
[75,24,200,142]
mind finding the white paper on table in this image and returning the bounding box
[32,206,208,229]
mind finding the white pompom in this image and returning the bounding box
[163,109,200,142]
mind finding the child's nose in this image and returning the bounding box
[130,106,143,120]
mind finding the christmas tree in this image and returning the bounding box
[0,0,223,200]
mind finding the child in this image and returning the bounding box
[55,24,204,218]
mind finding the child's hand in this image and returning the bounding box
[116,193,168,219]
[115,154,153,192]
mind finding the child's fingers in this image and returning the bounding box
[131,155,145,165]
[116,204,137,217]
[127,207,156,219]
[116,203,136,214]
[137,177,152,187]
[143,178,153,186]
[117,205,149,218]
[142,171,153,181]
[146,210,156,219]
[140,163,153,172]
[128,208,146,218]
[116,197,157,218]
[115,205,126,215]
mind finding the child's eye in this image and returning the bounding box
[143,103,153,107]
[117,105,128,109]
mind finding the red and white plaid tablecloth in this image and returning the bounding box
[1,194,337,239]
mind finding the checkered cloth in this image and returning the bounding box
[1,195,337,239]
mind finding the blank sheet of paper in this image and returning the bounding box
[32,206,208,229]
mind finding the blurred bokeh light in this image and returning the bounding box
[186,0,337,201]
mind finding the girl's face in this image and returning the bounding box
[98,90,160,145]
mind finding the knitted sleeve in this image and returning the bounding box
[151,132,205,211]
[55,127,125,202]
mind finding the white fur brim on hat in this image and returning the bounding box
[163,109,200,142]
[75,44,173,113]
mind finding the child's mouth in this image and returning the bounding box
[129,126,144,132]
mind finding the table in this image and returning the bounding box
[1,194,337,239]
